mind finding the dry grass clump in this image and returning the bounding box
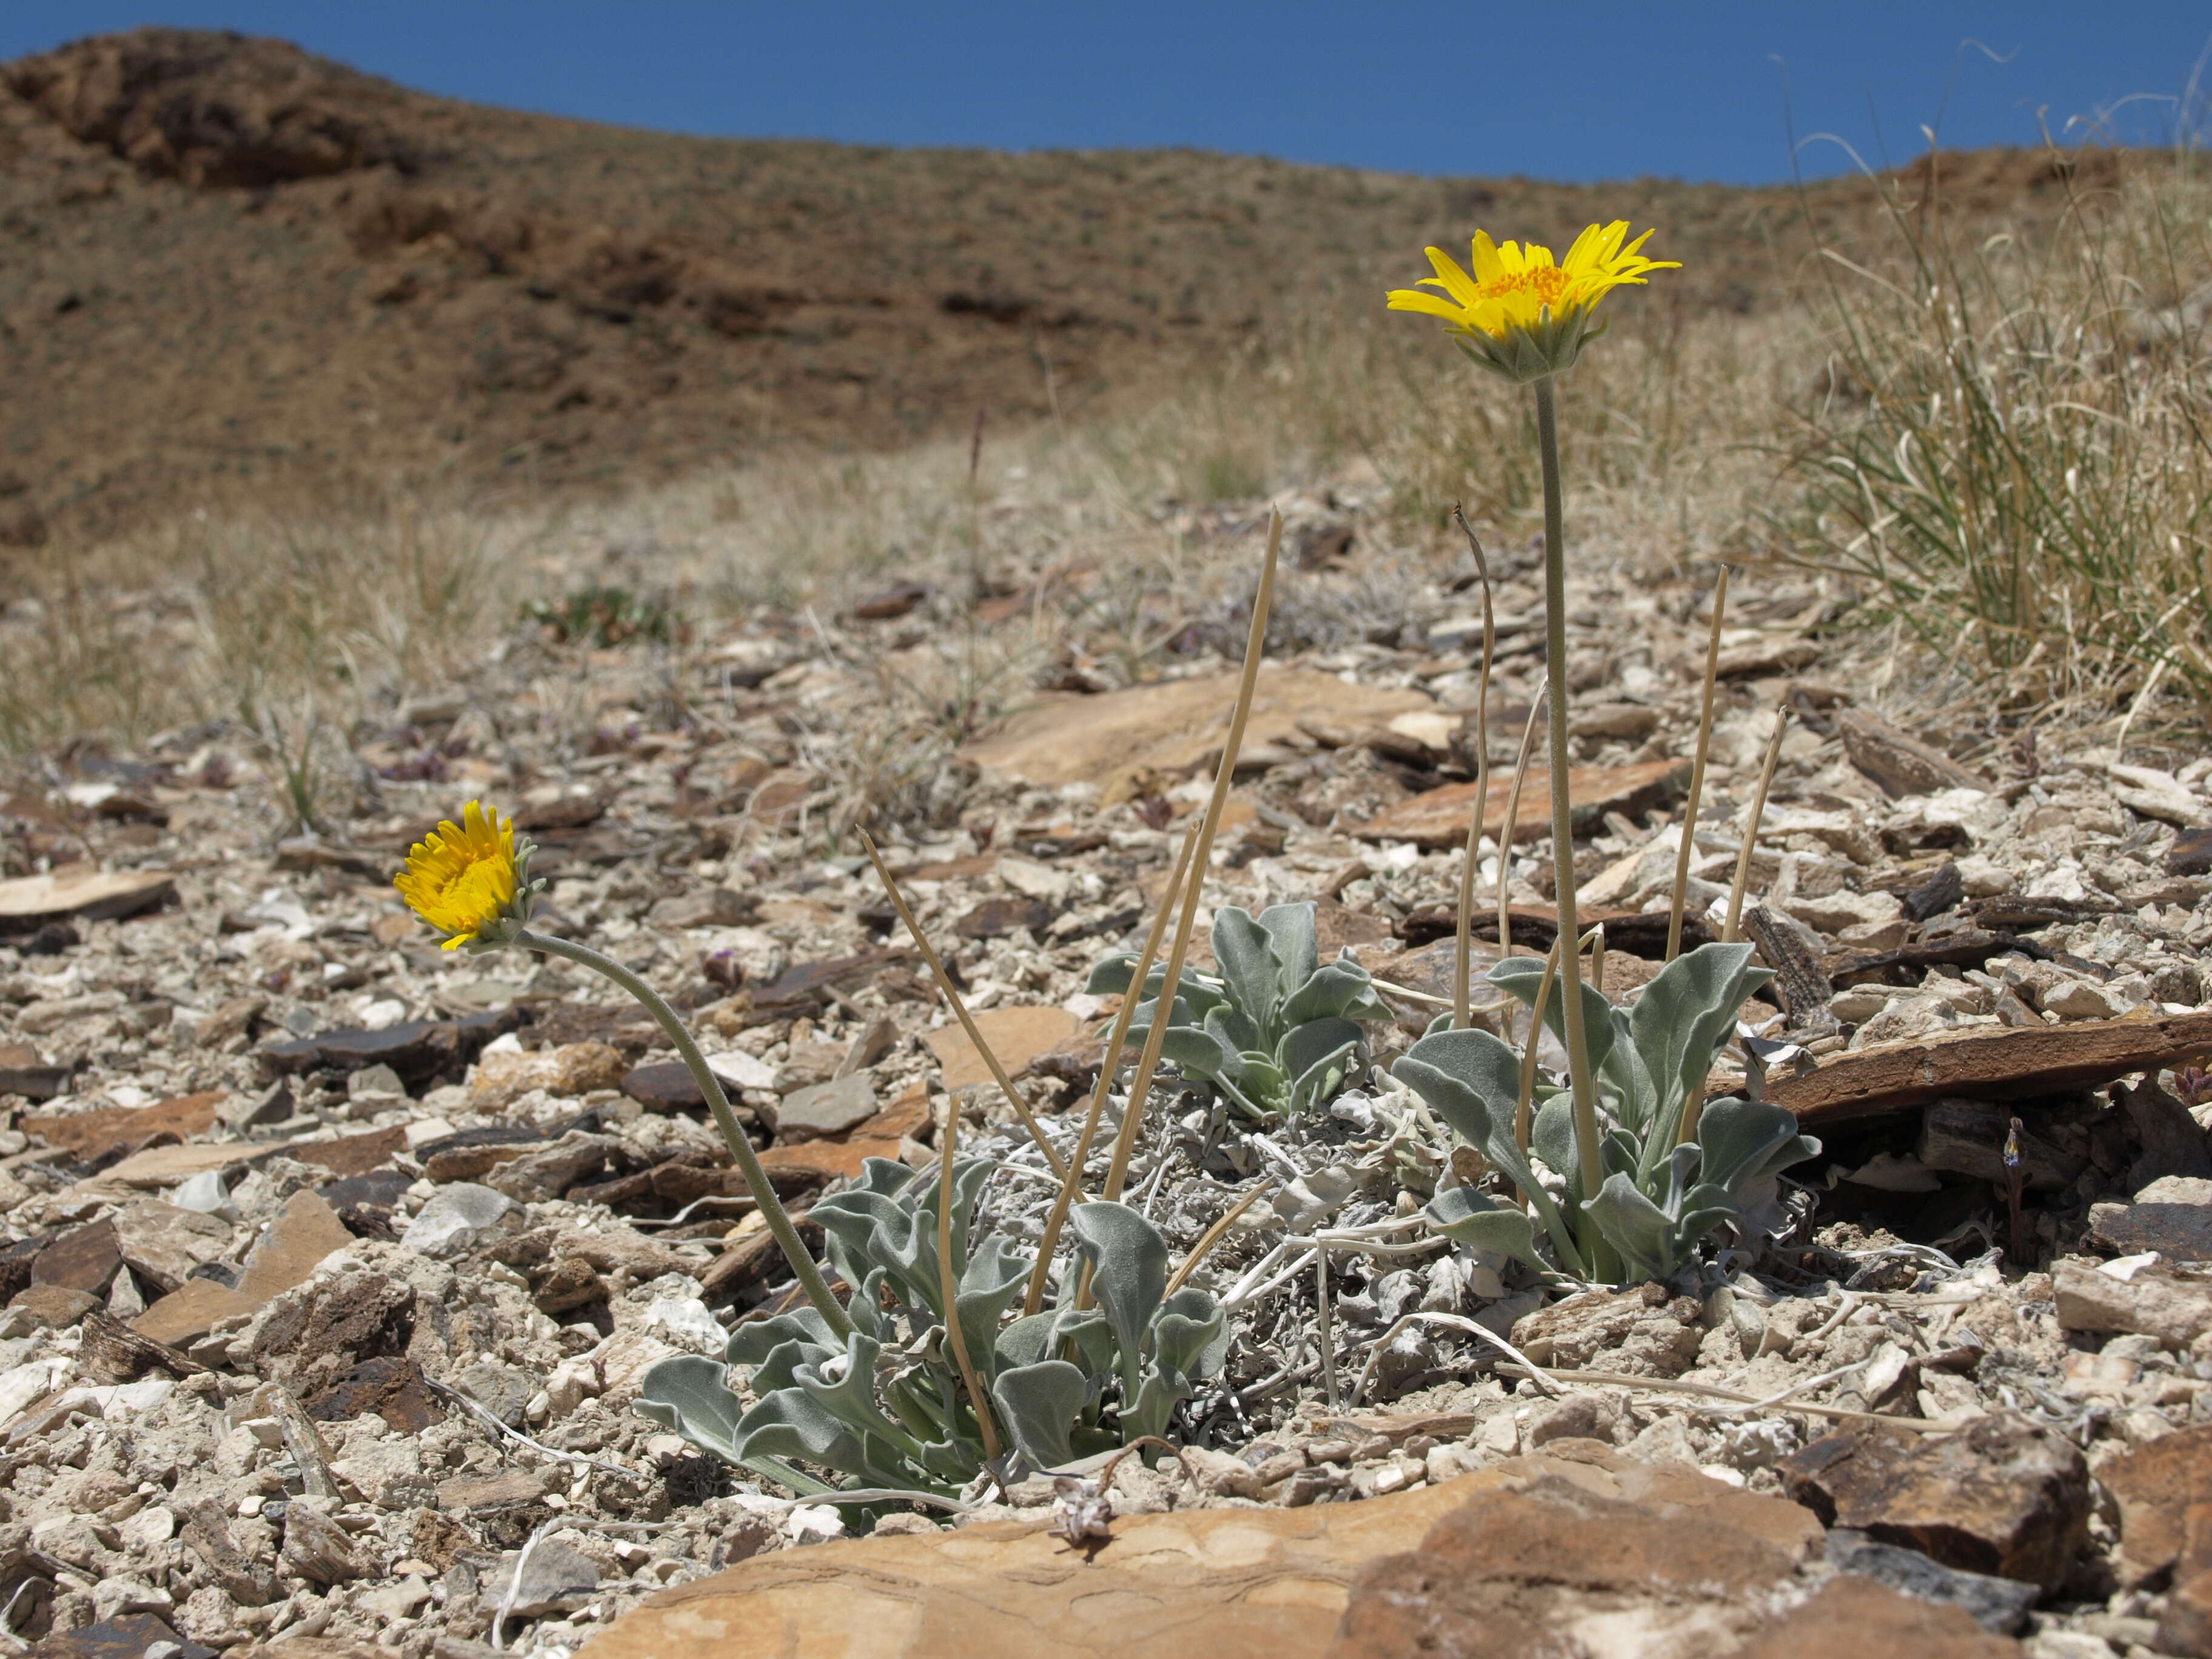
[0,486,504,755]
[1785,153,2212,721]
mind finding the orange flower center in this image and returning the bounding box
[1483,266,1571,308]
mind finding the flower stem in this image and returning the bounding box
[516,928,852,1338]
[1532,377,1610,1274]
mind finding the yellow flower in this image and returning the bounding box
[1386,221,1678,381]
[393,800,538,951]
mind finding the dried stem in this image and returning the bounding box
[1450,506,1496,1030]
[1102,509,1282,1204]
[934,1090,1004,1463]
[1164,1182,1276,1295]
[1495,692,1547,959]
[859,830,1072,1185]
[1722,701,1789,943]
[1666,566,1730,962]
[1022,820,1199,1316]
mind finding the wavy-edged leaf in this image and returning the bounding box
[1068,1202,1169,1393]
[1280,960,1389,1028]
[1424,1187,1542,1269]
[1212,905,1287,1036]
[1627,943,1773,1151]
[635,1355,746,1463]
[1256,902,1321,1004]
[992,1359,1087,1469]
[1581,1172,1686,1283]
[1695,1095,1819,1199]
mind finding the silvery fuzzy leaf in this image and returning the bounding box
[1424,1186,1543,1269]
[1280,960,1389,1028]
[1581,1171,1687,1283]
[635,1355,745,1464]
[1627,943,1774,1152]
[1212,904,1290,1034]
[1068,1202,1170,1394]
[991,1359,1087,1469]
[1255,901,1321,1003]
[1694,1096,1818,1201]
[724,1307,839,1369]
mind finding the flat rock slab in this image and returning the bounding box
[2097,1423,2212,1588]
[2054,1259,2212,1350]
[1780,1417,2090,1590]
[21,1090,227,1159]
[1352,761,1687,850]
[924,1005,1084,1092]
[260,1010,517,1085]
[0,865,174,926]
[2086,1198,2212,1261]
[133,1189,352,1347]
[774,1074,879,1140]
[962,667,1434,792]
[1763,1010,2212,1130]
[577,1447,1831,1659]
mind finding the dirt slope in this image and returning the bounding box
[0,28,2103,543]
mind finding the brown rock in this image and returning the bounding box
[1763,1010,2212,1131]
[468,1041,628,1110]
[76,1308,204,1384]
[756,1138,905,1185]
[113,1199,234,1292]
[6,1281,99,1327]
[0,865,174,926]
[1352,760,1688,850]
[1780,1418,2090,1589]
[1509,1282,1704,1377]
[923,1005,1082,1092]
[1735,1575,2022,1658]
[483,1130,621,1202]
[30,1218,122,1295]
[2163,1562,2212,1659]
[1835,709,1987,798]
[21,1089,226,1160]
[437,1469,552,1510]
[280,1500,369,1584]
[96,1140,263,1188]
[181,1500,278,1606]
[2099,1423,2212,1587]
[578,1449,1819,1659]
[301,1354,444,1433]
[962,667,1434,792]
[133,1188,352,1347]
[2053,1259,2212,1350]
[291,1125,409,1180]
[0,1040,72,1101]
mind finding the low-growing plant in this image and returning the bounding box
[1087,899,1389,1120]
[1400,942,1820,1285]
[635,1159,1225,1496]
[523,583,674,647]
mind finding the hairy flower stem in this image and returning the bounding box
[1450,506,1495,1031]
[1532,377,1610,1274]
[517,929,851,1338]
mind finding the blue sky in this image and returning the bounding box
[2,2,2204,184]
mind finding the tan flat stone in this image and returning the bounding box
[1351,761,1688,850]
[22,1089,227,1160]
[0,864,175,924]
[133,1189,352,1348]
[924,1005,1082,1091]
[577,1447,1823,1659]
[961,668,1432,792]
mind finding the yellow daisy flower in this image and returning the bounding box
[1386,221,1679,381]
[393,800,538,951]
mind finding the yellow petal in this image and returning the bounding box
[1420,247,1484,309]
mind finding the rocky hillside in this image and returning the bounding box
[0,28,2105,544]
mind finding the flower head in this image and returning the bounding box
[393,800,540,952]
[1386,221,1679,381]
